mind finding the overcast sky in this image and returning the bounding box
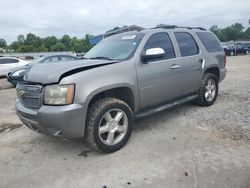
[1,0,249,44]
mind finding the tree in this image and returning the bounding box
[210,23,247,42]
[61,35,71,48]
[51,42,66,51]
[245,27,250,40]
[17,35,25,43]
[43,36,58,51]
[25,33,42,48]
[0,38,7,48]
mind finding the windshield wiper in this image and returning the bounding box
[89,56,114,61]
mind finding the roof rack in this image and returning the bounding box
[153,25,206,31]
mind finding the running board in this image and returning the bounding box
[135,94,198,118]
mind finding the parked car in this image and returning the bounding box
[223,43,249,56]
[15,26,226,153]
[7,55,78,86]
[0,57,28,77]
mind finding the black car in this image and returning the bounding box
[7,55,78,86]
[223,43,249,56]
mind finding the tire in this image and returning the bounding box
[196,73,218,106]
[85,98,134,153]
[230,51,234,56]
[245,50,249,55]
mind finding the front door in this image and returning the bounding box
[136,32,182,109]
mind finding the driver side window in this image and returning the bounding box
[144,32,176,61]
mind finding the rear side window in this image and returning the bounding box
[61,56,76,61]
[196,32,222,52]
[0,58,19,64]
[144,32,175,60]
[175,32,199,57]
[43,57,59,63]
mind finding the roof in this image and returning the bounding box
[89,25,208,45]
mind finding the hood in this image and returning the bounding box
[24,59,117,84]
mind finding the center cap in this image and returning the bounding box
[110,121,117,129]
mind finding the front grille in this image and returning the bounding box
[16,83,43,109]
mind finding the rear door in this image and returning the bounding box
[174,32,204,95]
[136,32,182,108]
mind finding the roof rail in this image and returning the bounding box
[104,25,144,38]
[153,25,206,31]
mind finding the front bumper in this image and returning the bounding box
[16,101,86,138]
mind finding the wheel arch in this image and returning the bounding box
[204,66,220,81]
[85,85,137,114]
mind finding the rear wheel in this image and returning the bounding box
[86,98,134,153]
[196,73,218,106]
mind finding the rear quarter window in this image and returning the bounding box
[196,32,222,52]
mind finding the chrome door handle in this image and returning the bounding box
[170,64,180,69]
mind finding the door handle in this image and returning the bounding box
[199,59,206,69]
[170,64,180,69]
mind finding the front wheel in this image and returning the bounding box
[196,73,218,106]
[85,98,134,153]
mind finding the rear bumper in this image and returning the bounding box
[219,68,226,83]
[16,101,86,138]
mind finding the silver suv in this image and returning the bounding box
[16,26,226,153]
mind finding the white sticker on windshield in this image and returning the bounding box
[121,35,136,40]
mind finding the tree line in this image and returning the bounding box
[209,22,250,42]
[0,34,93,53]
[0,21,250,53]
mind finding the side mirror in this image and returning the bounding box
[141,48,165,63]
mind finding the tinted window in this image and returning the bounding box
[196,32,222,52]
[0,58,19,64]
[43,57,59,63]
[144,32,175,60]
[175,32,199,57]
[61,56,76,61]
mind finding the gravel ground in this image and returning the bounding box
[171,55,250,140]
[0,56,250,188]
[0,77,14,90]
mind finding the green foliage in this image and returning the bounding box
[209,23,249,42]
[51,42,66,51]
[0,38,7,48]
[7,33,93,53]
[2,21,250,53]
[17,35,25,43]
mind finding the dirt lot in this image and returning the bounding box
[0,56,250,188]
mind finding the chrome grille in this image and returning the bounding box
[16,83,43,109]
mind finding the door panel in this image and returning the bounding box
[174,32,203,94]
[136,32,182,109]
[137,59,182,108]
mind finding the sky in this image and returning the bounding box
[1,0,249,44]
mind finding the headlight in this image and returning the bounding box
[44,84,75,105]
[12,69,25,77]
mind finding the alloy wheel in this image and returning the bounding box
[98,109,128,146]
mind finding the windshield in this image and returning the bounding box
[84,33,144,60]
